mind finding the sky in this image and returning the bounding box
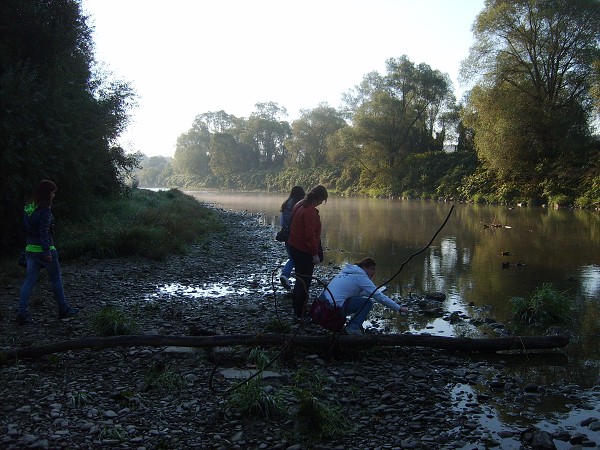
[81,0,486,158]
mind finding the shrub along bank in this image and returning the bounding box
[1,189,223,279]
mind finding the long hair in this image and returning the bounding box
[302,185,328,207]
[280,185,305,212]
[29,179,57,208]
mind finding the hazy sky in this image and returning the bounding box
[81,0,485,157]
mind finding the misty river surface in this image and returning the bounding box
[187,191,599,370]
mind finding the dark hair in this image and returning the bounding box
[302,185,328,207]
[355,257,376,269]
[30,179,57,208]
[280,185,305,212]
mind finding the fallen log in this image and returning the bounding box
[0,333,569,362]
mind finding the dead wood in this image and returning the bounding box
[0,333,570,363]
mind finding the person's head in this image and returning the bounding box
[281,185,306,212]
[304,185,328,207]
[356,257,377,278]
[31,179,57,208]
[289,185,305,201]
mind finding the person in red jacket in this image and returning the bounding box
[287,185,328,322]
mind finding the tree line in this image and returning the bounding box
[2,1,599,257]
[136,0,599,209]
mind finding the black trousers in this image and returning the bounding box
[289,245,315,317]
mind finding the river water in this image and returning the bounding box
[189,192,598,345]
[185,190,599,447]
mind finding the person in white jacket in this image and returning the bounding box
[318,257,408,335]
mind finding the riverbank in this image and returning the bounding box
[1,207,598,449]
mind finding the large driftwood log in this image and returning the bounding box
[0,333,569,362]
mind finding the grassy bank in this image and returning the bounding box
[57,188,224,261]
[1,189,224,282]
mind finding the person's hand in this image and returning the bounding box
[399,306,409,315]
[312,255,321,265]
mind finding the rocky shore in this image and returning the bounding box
[1,207,598,450]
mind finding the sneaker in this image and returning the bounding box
[59,307,79,320]
[16,314,33,325]
[345,327,363,336]
[279,275,291,290]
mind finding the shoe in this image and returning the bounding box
[279,275,291,290]
[345,327,363,336]
[16,314,33,325]
[59,307,79,320]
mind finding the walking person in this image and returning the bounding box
[278,185,305,291]
[288,185,328,322]
[17,180,78,325]
[318,257,409,335]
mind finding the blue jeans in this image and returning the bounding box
[19,250,68,317]
[281,242,294,278]
[344,296,374,331]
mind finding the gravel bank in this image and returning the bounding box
[1,207,598,450]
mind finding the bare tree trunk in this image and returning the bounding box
[0,333,569,363]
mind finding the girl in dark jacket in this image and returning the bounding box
[17,180,78,324]
[278,185,305,290]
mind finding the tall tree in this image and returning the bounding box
[241,102,291,169]
[348,55,455,167]
[171,116,213,181]
[0,0,136,253]
[285,103,347,167]
[461,0,600,196]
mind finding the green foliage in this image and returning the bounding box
[227,378,284,419]
[264,318,292,333]
[509,283,572,327]
[99,425,128,442]
[247,348,273,370]
[143,362,185,392]
[133,156,172,188]
[0,0,137,256]
[91,305,139,336]
[295,390,352,439]
[57,188,223,260]
[68,391,93,409]
[286,104,347,167]
[461,0,600,204]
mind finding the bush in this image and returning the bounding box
[296,390,352,439]
[227,378,284,419]
[509,283,572,327]
[91,305,139,336]
[143,362,185,392]
[58,188,223,260]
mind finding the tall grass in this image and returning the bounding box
[57,189,224,260]
[91,305,139,336]
[509,283,572,327]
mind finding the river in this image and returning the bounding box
[187,191,598,359]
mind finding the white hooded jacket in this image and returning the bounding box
[321,264,400,312]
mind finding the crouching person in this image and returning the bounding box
[318,257,408,335]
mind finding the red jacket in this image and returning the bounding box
[288,201,321,256]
